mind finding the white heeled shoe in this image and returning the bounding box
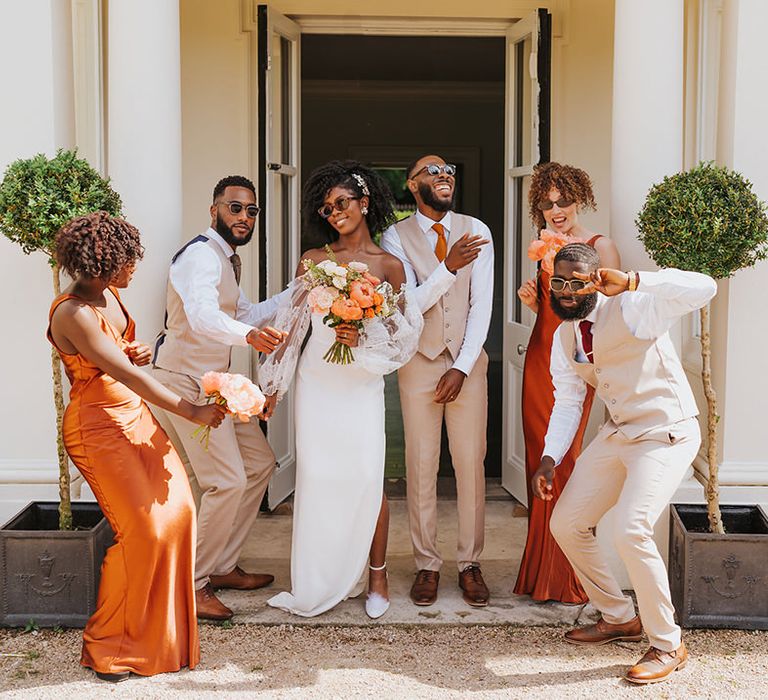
[365,562,390,619]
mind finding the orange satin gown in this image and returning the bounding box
[47,289,199,676]
[513,236,602,604]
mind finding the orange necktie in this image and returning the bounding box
[433,222,447,262]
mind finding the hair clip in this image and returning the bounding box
[351,173,370,197]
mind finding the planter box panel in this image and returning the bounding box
[669,504,768,630]
[0,502,113,628]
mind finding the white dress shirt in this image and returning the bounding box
[381,210,494,376]
[543,269,717,465]
[169,227,287,347]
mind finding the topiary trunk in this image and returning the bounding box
[700,304,724,534]
[51,263,72,531]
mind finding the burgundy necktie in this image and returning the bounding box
[579,320,594,363]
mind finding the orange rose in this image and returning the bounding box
[372,292,384,306]
[363,272,381,286]
[364,307,375,319]
[349,279,376,308]
[331,296,363,321]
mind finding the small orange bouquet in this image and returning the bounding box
[302,247,401,364]
[192,371,266,448]
[527,229,579,274]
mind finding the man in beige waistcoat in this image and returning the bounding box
[532,243,716,684]
[153,175,287,621]
[381,155,494,607]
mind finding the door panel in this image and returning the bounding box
[258,5,300,509]
[501,9,551,505]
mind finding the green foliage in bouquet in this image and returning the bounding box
[0,150,123,530]
[636,162,768,533]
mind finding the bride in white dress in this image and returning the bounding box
[260,162,427,618]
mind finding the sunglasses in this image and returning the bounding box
[410,163,457,178]
[318,196,360,219]
[538,196,575,211]
[219,201,260,218]
[549,277,589,293]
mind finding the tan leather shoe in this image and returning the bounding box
[459,565,490,607]
[410,569,440,606]
[209,566,274,591]
[564,615,643,645]
[195,583,233,621]
[625,643,688,684]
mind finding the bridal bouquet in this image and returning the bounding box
[192,371,266,448]
[528,229,579,274]
[302,248,402,364]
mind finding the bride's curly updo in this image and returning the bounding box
[55,210,144,280]
[302,160,397,243]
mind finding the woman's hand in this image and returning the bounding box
[517,278,539,312]
[125,340,153,366]
[335,322,359,347]
[189,402,227,428]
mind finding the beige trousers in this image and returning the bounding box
[398,349,488,572]
[152,367,276,590]
[550,417,701,651]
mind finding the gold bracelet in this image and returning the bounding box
[627,271,638,292]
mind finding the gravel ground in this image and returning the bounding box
[1,624,766,698]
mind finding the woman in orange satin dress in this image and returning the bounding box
[513,163,621,604]
[46,212,225,682]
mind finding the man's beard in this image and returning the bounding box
[550,290,598,321]
[216,213,254,248]
[418,180,455,212]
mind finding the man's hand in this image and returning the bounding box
[125,341,152,366]
[532,457,556,500]
[259,393,278,421]
[444,233,489,273]
[573,268,630,297]
[246,326,286,354]
[434,368,466,404]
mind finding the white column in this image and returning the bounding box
[610,0,684,269]
[712,0,768,499]
[0,0,75,523]
[107,0,182,339]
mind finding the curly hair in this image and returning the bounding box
[213,175,256,202]
[301,160,397,243]
[55,211,144,280]
[528,162,597,230]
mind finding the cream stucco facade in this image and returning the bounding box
[1,0,767,587]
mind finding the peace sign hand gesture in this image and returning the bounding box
[573,268,631,297]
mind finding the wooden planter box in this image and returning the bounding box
[668,504,768,630]
[0,502,113,628]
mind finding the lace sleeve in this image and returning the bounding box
[354,284,424,376]
[258,277,310,400]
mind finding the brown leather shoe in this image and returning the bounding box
[209,566,274,591]
[564,615,643,645]
[410,569,440,606]
[625,643,688,684]
[459,565,490,607]
[195,583,233,621]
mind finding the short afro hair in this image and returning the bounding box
[301,160,397,243]
[529,162,597,230]
[55,211,144,280]
[554,242,600,270]
[213,175,256,202]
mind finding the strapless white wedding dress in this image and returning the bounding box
[267,314,386,616]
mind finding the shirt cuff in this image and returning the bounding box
[229,320,254,346]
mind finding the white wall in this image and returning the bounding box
[0,0,76,523]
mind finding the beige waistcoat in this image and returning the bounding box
[560,295,699,439]
[153,235,239,378]
[395,213,473,360]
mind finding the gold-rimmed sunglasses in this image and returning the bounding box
[218,200,260,218]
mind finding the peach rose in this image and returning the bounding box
[349,279,376,308]
[307,285,339,314]
[363,271,381,286]
[331,296,364,321]
[219,373,266,419]
[372,292,384,306]
[348,261,369,273]
[201,371,227,395]
[527,239,547,260]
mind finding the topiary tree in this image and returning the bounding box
[636,162,768,534]
[0,150,123,530]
